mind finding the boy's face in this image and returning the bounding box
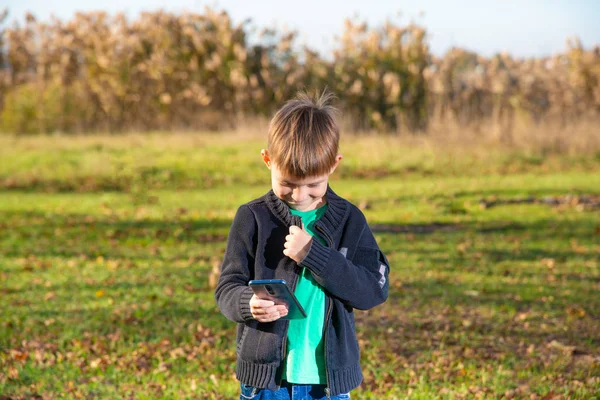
[261,150,342,212]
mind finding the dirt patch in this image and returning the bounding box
[371,223,462,234]
[479,194,600,211]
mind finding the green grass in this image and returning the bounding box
[1,133,599,399]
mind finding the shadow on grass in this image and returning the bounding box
[0,210,232,232]
[2,264,229,346]
[452,187,600,199]
[372,222,463,234]
[368,216,600,358]
[0,210,233,260]
[380,187,600,205]
[0,300,231,350]
[2,209,598,364]
[372,222,533,234]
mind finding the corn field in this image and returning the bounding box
[0,8,599,136]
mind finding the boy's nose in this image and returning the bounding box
[292,187,306,202]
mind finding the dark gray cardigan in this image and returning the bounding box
[214,187,390,396]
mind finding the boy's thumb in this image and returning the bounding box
[288,222,306,234]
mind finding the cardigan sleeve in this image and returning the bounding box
[299,210,390,310]
[214,205,257,323]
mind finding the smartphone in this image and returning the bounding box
[248,279,307,319]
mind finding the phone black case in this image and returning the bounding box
[249,279,307,319]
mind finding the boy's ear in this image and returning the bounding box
[330,154,343,174]
[261,149,271,169]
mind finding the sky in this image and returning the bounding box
[3,0,600,58]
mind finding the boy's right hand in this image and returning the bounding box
[249,294,288,322]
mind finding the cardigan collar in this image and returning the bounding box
[265,186,349,239]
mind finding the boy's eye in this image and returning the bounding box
[308,184,319,188]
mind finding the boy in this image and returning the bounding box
[214,91,390,399]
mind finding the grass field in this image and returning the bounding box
[1,133,599,399]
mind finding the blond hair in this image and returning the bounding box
[267,90,340,178]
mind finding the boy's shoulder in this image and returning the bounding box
[241,192,271,209]
[234,191,277,218]
[325,187,367,219]
[323,188,372,233]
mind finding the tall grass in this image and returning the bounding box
[1,132,598,195]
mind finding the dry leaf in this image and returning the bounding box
[565,305,586,318]
[547,340,576,355]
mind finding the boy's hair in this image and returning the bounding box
[267,90,340,178]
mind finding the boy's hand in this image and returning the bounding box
[283,225,312,263]
[249,294,288,322]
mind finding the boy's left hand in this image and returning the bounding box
[283,225,312,263]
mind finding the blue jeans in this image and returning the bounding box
[240,382,351,400]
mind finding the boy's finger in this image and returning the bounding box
[276,305,289,313]
[289,225,301,235]
[252,296,274,304]
[269,308,287,319]
[261,313,283,322]
[258,308,281,318]
[258,306,289,321]
[269,305,287,314]
[252,299,275,307]
[252,305,278,315]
